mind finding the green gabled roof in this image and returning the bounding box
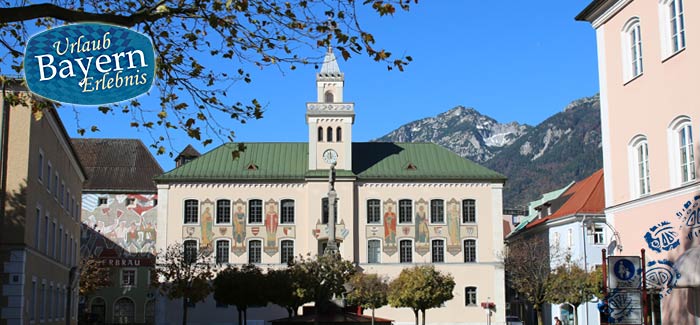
[155,142,506,182]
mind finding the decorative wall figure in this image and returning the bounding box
[232,199,247,256]
[644,221,679,253]
[264,199,280,255]
[414,199,429,256]
[447,199,462,256]
[200,199,214,249]
[383,199,397,256]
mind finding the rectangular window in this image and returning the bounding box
[52,222,56,258]
[125,198,135,206]
[368,240,381,264]
[281,240,294,264]
[430,199,444,223]
[568,228,574,249]
[48,285,53,320]
[35,207,41,249]
[593,225,605,245]
[669,0,686,53]
[637,142,651,195]
[41,283,46,320]
[367,199,381,224]
[66,189,70,211]
[399,199,413,223]
[216,240,229,264]
[281,200,295,224]
[399,240,412,263]
[216,199,231,224]
[98,197,107,206]
[248,199,263,224]
[465,287,477,306]
[184,240,198,264]
[431,239,445,263]
[679,125,696,183]
[60,182,65,207]
[47,163,52,192]
[44,216,50,254]
[53,173,58,199]
[462,199,476,223]
[322,198,338,224]
[63,233,68,264]
[122,269,136,287]
[58,228,63,261]
[184,199,199,224]
[249,240,262,264]
[38,151,44,182]
[464,240,476,262]
[31,280,36,321]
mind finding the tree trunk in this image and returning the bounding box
[535,304,544,325]
[421,309,426,325]
[413,309,419,325]
[182,298,188,325]
[287,308,293,318]
[371,308,375,325]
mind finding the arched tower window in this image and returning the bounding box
[327,127,333,142]
[622,17,644,81]
[317,127,324,142]
[325,91,334,103]
[336,127,342,142]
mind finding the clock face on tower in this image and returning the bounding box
[322,149,338,164]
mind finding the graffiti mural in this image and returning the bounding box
[81,194,158,260]
[646,259,681,297]
[644,221,679,253]
[232,199,247,256]
[264,199,279,256]
[679,195,700,241]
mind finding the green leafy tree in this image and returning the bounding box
[153,243,215,325]
[289,253,356,323]
[0,0,415,154]
[346,272,389,325]
[388,265,455,325]
[78,255,112,298]
[545,261,603,325]
[504,236,565,325]
[265,267,309,318]
[213,264,267,325]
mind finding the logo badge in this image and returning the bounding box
[24,23,155,105]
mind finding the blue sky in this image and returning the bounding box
[56,1,600,171]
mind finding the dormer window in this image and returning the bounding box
[324,91,334,103]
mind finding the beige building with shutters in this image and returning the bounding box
[0,80,85,325]
[155,50,508,325]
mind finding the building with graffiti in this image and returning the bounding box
[577,0,700,323]
[73,138,163,324]
[154,50,508,324]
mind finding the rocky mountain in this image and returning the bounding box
[374,95,603,208]
[375,106,531,163]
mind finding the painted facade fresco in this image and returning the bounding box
[201,199,214,248]
[81,193,158,259]
[232,199,247,256]
[265,199,279,255]
[447,199,461,255]
[383,199,397,256]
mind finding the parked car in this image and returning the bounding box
[506,315,524,325]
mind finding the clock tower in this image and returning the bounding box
[306,48,354,171]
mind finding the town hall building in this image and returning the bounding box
[154,49,508,325]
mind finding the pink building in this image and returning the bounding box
[577,0,700,323]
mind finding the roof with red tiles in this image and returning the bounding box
[526,169,605,229]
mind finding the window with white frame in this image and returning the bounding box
[593,224,605,245]
[183,240,197,264]
[216,199,231,224]
[216,240,229,264]
[184,199,199,224]
[568,228,574,249]
[431,239,445,263]
[465,287,477,306]
[660,0,686,57]
[462,199,476,223]
[430,199,444,223]
[367,199,381,224]
[281,199,295,224]
[281,240,294,264]
[622,18,644,81]
[249,239,262,264]
[630,136,651,197]
[399,239,413,263]
[367,239,381,264]
[121,269,136,287]
[399,199,413,224]
[678,124,696,183]
[463,239,476,262]
[248,199,263,224]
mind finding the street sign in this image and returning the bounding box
[609,256,642,289]
[608,290,642,324]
